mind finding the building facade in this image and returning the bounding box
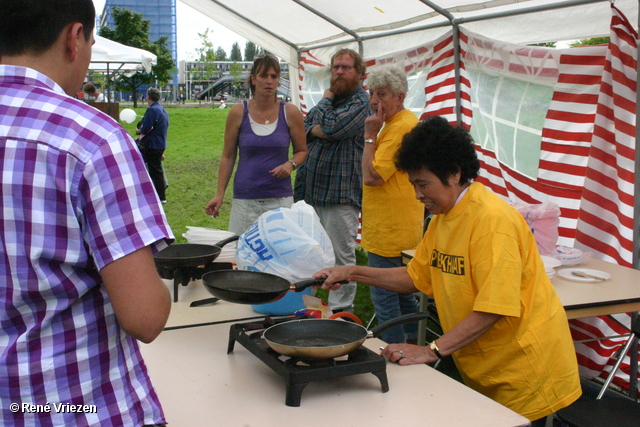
[100,0,178,92]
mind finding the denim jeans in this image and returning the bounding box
[368,252,419,343]
[314,205,360,312]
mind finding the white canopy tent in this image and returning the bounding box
[181,0,640,267]
[90,35,157,75]
[179,0,640,394]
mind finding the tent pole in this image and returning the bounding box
[291,0,363,55]
[634,0,640,270]
[452,24,462,126]
[420,1,462,125]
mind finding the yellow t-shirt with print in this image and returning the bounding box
[407,182,581,421]
[361,109,423,257]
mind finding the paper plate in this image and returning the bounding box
[541,255,562,270]
[557,268,611,283]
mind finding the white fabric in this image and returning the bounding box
[90,35,157,74]
[180,0,637,66]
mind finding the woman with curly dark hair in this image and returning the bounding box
[315,116,581,426]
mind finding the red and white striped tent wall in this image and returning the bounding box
[299,4,637,393]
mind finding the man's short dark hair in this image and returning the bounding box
[0,0,95,56]
[147,87,161,102]
[395,116,480,186]
[83,83,97,94]
[331,48,367,77]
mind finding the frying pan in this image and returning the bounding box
[263,312,431,360]
[154,235,239,269]
[201,269,338,304]
[154,235,239,302]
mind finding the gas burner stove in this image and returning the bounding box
[227,317,389,407]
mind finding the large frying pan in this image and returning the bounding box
[263,312,431,360]
[154,235,239,302]
[154,235,239,269]
[201,269,336,304]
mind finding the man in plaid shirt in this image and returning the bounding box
[0,1,174,425]
[294,49,371,312]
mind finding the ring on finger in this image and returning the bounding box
[398,350,404,358]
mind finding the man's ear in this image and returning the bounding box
[66,23,85,62]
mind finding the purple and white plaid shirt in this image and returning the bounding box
[0,65,174,426]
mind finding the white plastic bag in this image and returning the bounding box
[511,201,561,257]
[236,201,334,315]
[236,201,334,280]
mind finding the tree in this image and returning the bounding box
[530,42,557,48]
[229,62,245,97]
[230,42,242,61]
[99,7,175,107]
[192,28,218,86]
[215,46,227,61]
[244,41,258,61]
[570,37,610,47]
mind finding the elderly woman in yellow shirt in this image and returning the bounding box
[315,116,581,426]
[360,64,424,344]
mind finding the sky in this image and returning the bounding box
[92,0,248,62]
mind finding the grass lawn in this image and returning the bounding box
[120,104,376,325]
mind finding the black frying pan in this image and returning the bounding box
[154,235,239,302]
[201,269,340,304]
[154,235,239,268]
[263,312,431,360]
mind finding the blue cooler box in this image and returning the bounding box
[251,286,314,315]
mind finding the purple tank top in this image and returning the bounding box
[233,100,293,199]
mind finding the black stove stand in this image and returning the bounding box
[228,317,389,407]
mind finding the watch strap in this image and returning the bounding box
[429,341,443,359]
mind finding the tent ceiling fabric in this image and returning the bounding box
[179,0,638,64]
[90,35,157,74]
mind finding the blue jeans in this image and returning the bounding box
[368,252,419,344]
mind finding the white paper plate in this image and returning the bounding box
[541,255,562,270]
[557,268,611,282]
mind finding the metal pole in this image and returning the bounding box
[633,0,640,271]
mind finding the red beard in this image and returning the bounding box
[330,75,360,97]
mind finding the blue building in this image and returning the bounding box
[99,0,178,96]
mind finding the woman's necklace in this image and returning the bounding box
[252,99,277,124]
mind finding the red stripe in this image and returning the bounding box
[551,91,600,104]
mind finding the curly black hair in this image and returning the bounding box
[395,116,480,186]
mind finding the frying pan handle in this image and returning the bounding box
[370,312,431,338]
[214,234,240,249]
[291,279,349,292]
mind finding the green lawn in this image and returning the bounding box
[121,104,376,324]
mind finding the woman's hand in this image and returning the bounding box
[205,195,224,217]
[313,266,353,290]
[269,161,294,179]
[364,102,385,140]
[381,344,436,366]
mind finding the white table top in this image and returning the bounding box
[162,278,262,329]
[402,251,640,319]
[551,258,640,319]
[141,322,530,427]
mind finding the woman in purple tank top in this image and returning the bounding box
[205,55,307,234]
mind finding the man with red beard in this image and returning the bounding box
[294,49,371,312]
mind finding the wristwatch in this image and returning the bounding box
[364,138,375,144]
[429,341,443,359]
[288,160,297,170]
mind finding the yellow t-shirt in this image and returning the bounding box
[361,109,423,257]
[407,183,581,421]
